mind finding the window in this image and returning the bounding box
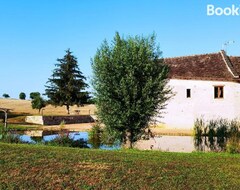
[214,86,224,99]
[186,89,191,98]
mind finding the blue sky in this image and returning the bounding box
[1,0,240,99]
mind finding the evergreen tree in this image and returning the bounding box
[45,49,89,114]
[92,32,171,148]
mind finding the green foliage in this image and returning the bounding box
[2,93,10,98]
[194,118,240,152]
[88,123,103,148]
[193,118,205,138]
[92,32,171,148]
[29,92,40,99]
[19,92,26,100]
[45,49,89,114]
[226,135,240,154]
[88,123,119,148]
[0,127,22,143]
[194,118,240,138]
[31,96,46,113]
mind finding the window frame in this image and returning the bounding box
[214,86,224,99]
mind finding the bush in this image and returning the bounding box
[194,118,240,152]
[0,127,23,144]
[226,135,240,154]
[193,118,205,137]
[88,123,103,148]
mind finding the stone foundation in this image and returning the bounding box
[25,115,95,125]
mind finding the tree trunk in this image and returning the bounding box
[66,105,70,115]
[124,131,133,149]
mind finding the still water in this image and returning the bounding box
[18,131,227,153]
[20,131,120,150]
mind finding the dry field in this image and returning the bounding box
[0,98,193,135]
[0,98,97,116]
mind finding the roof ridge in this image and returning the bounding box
[164,52,220,60]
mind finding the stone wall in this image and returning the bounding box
[25,115,95,125]
[25,116,44,125]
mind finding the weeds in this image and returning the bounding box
[0,127,23,144]
[194,118,240,153]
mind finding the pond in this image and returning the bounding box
[14,130,228,153]
[19,131,120,150]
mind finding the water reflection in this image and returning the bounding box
[194,136,227,152]
[19,131,120,150]
[5,130,232,152]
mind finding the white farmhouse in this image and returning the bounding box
[160,50,240,129]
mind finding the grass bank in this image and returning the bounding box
[0,124,38,131]
[0,143,240,189]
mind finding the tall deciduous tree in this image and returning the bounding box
[92,32,171,148]
[45,49,89,114]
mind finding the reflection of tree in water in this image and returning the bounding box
[30,136,43,143]
[193,118,238,152]
[194,136,227,152]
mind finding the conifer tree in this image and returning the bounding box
[45,49,89,114]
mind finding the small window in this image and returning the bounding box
[214,86,224,99]
[186,89,191,98]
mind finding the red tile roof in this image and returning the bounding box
[164,51,240,82]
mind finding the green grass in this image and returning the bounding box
[0,124,38,131]
[0,143,240,189]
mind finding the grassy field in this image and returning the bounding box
[0,143,240,190]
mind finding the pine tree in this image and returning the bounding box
[45,49,89,114]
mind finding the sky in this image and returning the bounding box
[0,0,240,99]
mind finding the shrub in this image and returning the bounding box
[226,135,240,154]
[194,118,205,138]
[0,127,23,144]
[88,123,103,148]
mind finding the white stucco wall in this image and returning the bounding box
[159,79,240,129]
[25,116,44,125]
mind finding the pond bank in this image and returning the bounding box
[37,123,193,136]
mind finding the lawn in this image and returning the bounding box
[0,143,240,189]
